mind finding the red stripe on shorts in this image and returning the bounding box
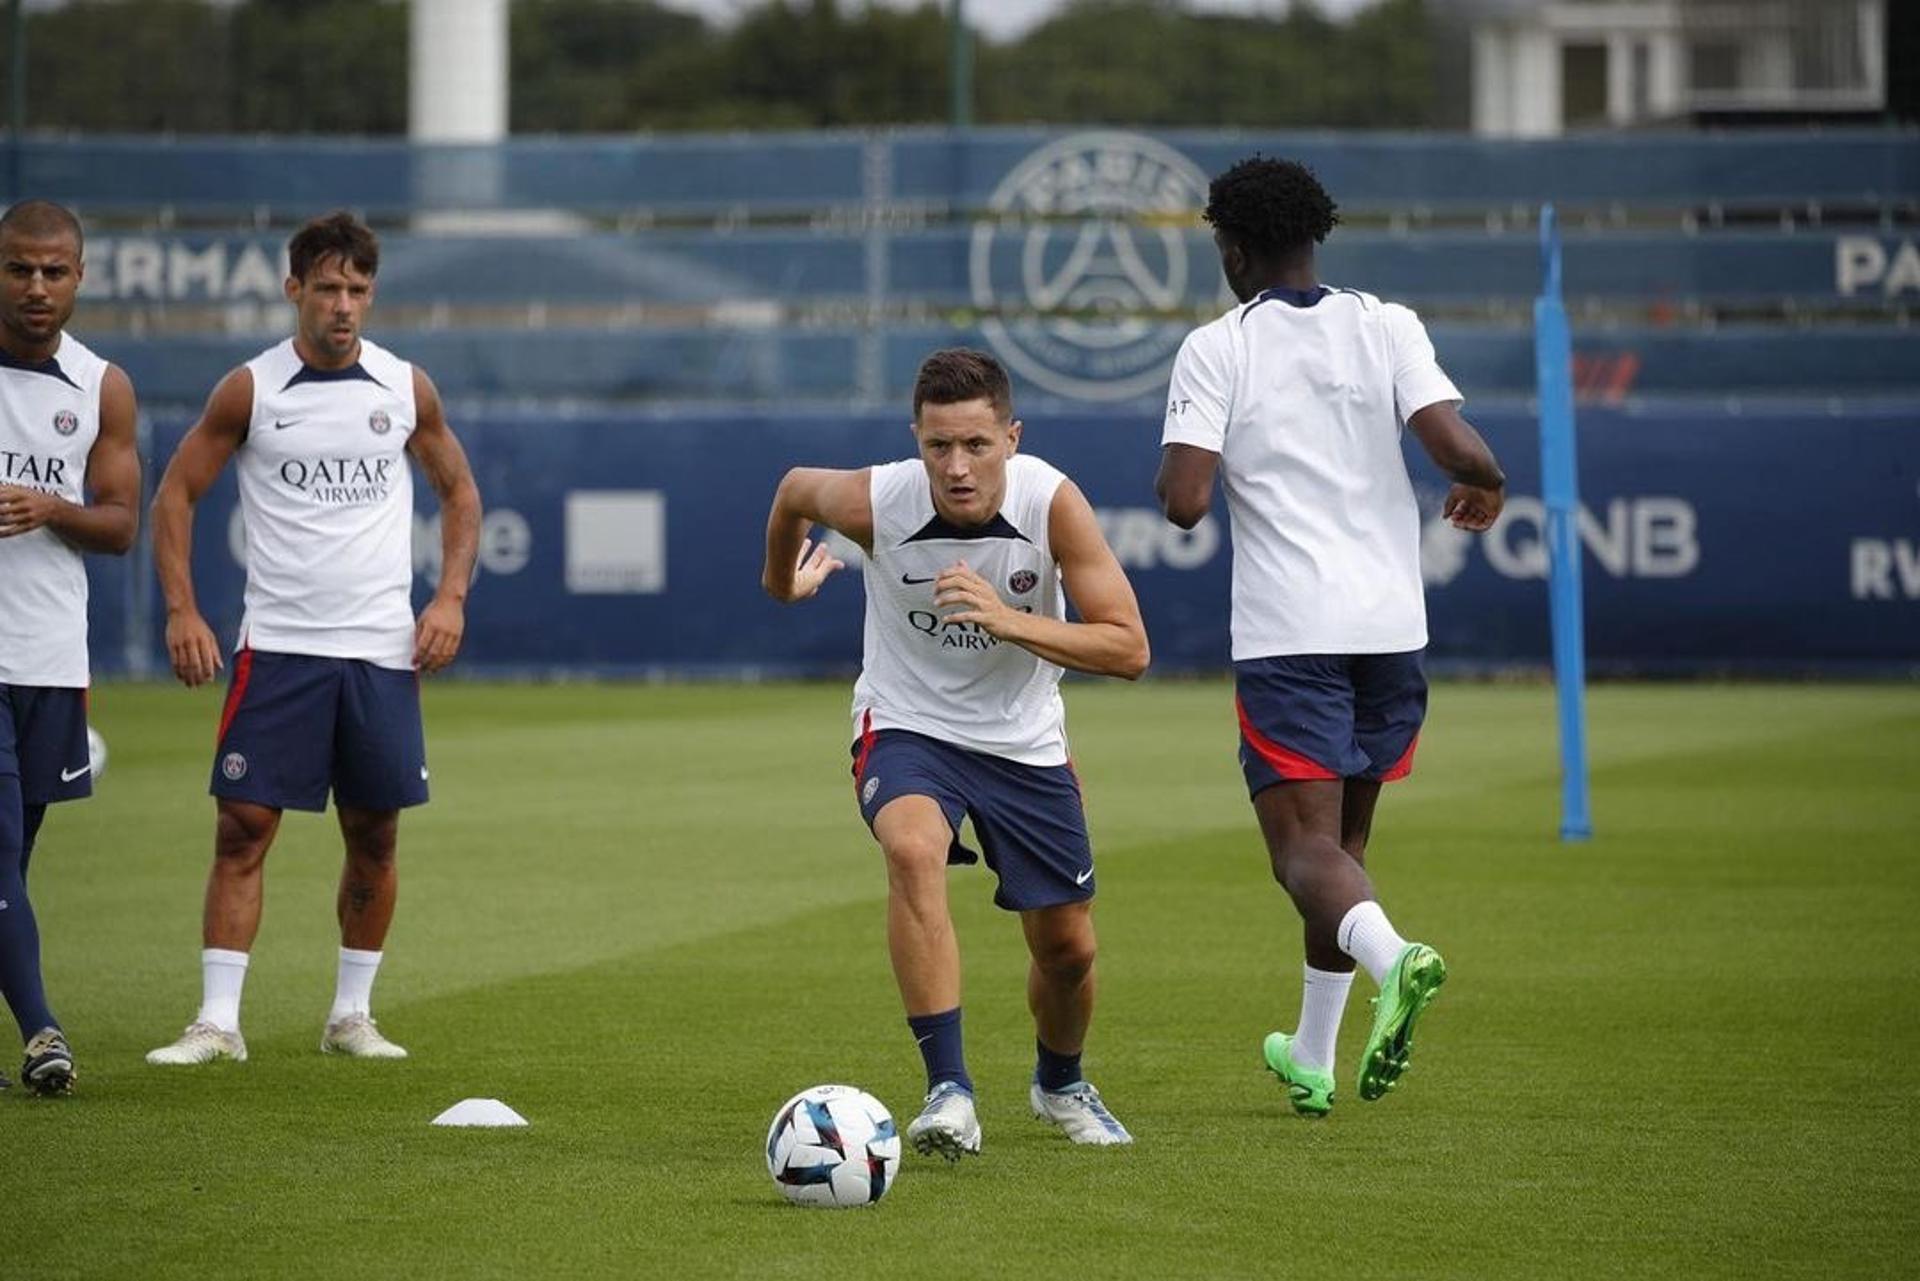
[1234,694,1340,781]
[1378,733,1420,782]
[216,649,254,746]
[851,708,876,783]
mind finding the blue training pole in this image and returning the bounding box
[1533,204,1593,841]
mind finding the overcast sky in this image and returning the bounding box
[660,0,1377,40]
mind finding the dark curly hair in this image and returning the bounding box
[287,210,380,282]
[1202,156,1339,259]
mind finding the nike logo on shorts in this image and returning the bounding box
[1074,867,1093,886]
[901,573,936,585]
[60,764,91,782]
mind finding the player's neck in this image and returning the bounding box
[0,326,63,366]
[1252,261,1318,295]
[292,333,363,371]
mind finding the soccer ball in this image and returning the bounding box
[87,727,108,778]
[764,1084,900,1208]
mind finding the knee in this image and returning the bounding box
[1031,923,1097,984]
[1269,833,1340,894]
[213,808,275,871]
[341,813,398,869]
[880,831,948,887]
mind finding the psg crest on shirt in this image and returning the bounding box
[369,410,392,435]
[1008,569,1039,595]
[52,410,78,436]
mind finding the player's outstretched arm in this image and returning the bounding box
[0,364,141,552]
[1408,401,1506,532]
[1155,443,1220,531]
[762,466,871,603]
[407,368,482,674]
[153,367,252,688]
[937,480,1150,680]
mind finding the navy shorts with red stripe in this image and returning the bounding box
[210,650,428,813]
[851,720,1095,912]
[0,684,92,805]
[1233,651,1427,796]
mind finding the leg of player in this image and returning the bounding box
[146,800,279,1066]
[873,795,978,1161]
[1022,901,1132,1145]
[320,807,407,1059]
[1,777,74,1096]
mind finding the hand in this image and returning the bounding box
[777,539,845,603]
[414,595,466,674]
[0,485,61,538]
[934,561,1021,638]
[165,610,224,688]
[1443,482,1503,532]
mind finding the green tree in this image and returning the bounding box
[11,0,234,132]
[227,0,407,134]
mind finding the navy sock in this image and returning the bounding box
[0,777,57,1040]
[20,804,44,877]
[1035,1037,1083,1093]
[907,1007,972,1095]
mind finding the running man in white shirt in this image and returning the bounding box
[0,201,141,1096]
[146,212,481,1067]
[1156,157,1506,1118]
[763,348,1150,1158]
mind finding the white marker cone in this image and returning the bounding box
[431,1098,529,1127]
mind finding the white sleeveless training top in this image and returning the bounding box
[851,454,1070,767]
[0,332,106,688]
[235,338,417,669]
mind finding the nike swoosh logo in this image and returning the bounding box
[901,573,936,585]
[273,419,303,430]
[1074,867,1093,885]
[60,764,91,782]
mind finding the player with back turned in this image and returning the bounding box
[1157,157,1507,1117]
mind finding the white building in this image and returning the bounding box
[1467,0,1887,136]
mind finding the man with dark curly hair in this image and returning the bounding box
[1156,156,1507,1119]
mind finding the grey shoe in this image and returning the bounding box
[905,1082,981,1161]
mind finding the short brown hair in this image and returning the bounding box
[913,348,1012,422]
[0,200,84,255]
[287,210,379,282]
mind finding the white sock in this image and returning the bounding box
[1337,901,1410,986]
[1291,964,1355,1071]
[329,948,384,1023]
[197,948,250,1033]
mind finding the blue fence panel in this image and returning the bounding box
[88,402,1920,680]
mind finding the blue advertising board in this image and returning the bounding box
[87,401,1920,679]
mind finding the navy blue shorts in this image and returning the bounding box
[851,723,1095,912]
[211,650,429,814]
[1233,651,1428,796]
[0,685,92,805]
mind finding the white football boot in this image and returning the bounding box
[146,1022,248,1066]
[320,1013,408,1059]
[906,1081,981,1161]
[1029,1080,1134,1145]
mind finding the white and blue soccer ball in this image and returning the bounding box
[764,1084,900,1208]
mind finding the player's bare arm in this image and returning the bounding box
[0,363,139,551]
[406,367,482,674]
[1155,443,1220,531]
[152,367,253,688]
[1408,401,1506,532]
[937,480,1149,680]
[762,466,872,602]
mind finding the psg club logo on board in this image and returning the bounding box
[52,410,79,437]
[368,410,392,435]
[1008,569,1039,595]
[969,132,1214,403]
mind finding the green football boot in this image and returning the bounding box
[1262,1032,1334,1118]
[1357,943,1447,1102]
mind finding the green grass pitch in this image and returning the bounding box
[9,680,1918,1278]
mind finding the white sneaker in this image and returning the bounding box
[905,1081,981,1161]
[320,1013,408,1059]
[146,1022,248,1066]
[1030,1080,1134,1145]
